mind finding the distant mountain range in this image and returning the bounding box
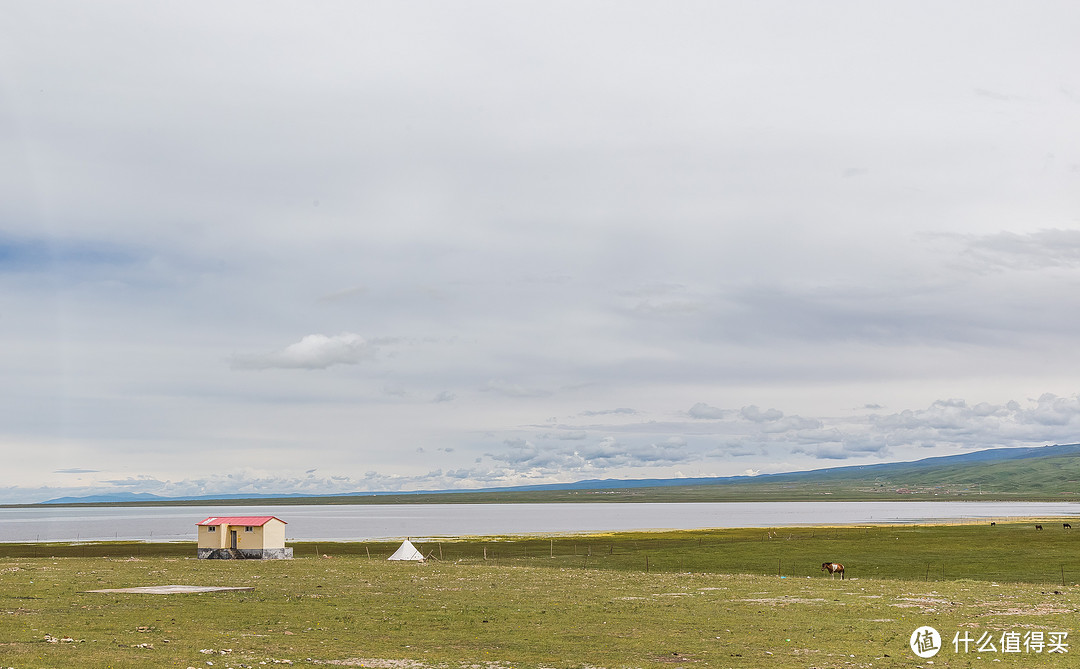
[39,442,1080,505]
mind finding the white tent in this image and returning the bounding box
[387,539,425,561]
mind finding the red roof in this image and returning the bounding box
[196,516,285,527]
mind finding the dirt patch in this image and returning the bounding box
[979,603,1074,616]
[889,596,955,613]
[652,651,698,663]
[82,585,254,594]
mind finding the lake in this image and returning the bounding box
[2,501,1078,543]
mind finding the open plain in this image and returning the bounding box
[2,522,1079,668]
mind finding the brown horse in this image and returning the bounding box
[821,562,845,579]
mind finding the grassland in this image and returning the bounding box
[2,522,1080,668]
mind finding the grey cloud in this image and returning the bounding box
[791,433,889,460]
[231,333,374,370]
[867,394,1080,451]
[317,286,367,304]
[688,403,728,419]
[712,440,764,458]
[1017,393,1080,427]
[487,434,695,474]
[791,445,851,460]
[432,391,456,403]
[973,87,1023,102]
[761,415,824,433]
[580,408,639,417]
[102,476,163,487]
[53,468,100,474]
[740,405,784,422]
[617,283,708,315]
[481,380,552,398]
[539,431,588,441]
[962,229,1080,271]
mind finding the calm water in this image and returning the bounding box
[1,501,1078,543]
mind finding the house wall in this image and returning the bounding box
[234,524,264,550]
[261,519,286,548]
[197,524,226,549]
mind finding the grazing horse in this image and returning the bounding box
[1065,523,1072,529]
[821,562,845,580]
[1036,525,1043,530]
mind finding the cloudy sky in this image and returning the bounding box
[2,2,1079,503]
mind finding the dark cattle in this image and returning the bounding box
[821,562,845,580]
[1036,525,1043,530]
[1065,523,1072,529]
[990,522,996,526]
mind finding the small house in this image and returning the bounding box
[196,516,293,559]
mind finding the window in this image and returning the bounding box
[245,526,254,532]
[207,526,216,532]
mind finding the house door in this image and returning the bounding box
[230,530,237,549]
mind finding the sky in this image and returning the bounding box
[1,2,1079,503]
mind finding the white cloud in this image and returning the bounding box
[231,333,373,370]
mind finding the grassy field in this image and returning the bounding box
[2,522,1080,668]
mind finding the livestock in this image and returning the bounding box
[1036,525,1043,530]
[821,562,845,579]
[1065,523,1072,529]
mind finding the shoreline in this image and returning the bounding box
[3,515,1079,546]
